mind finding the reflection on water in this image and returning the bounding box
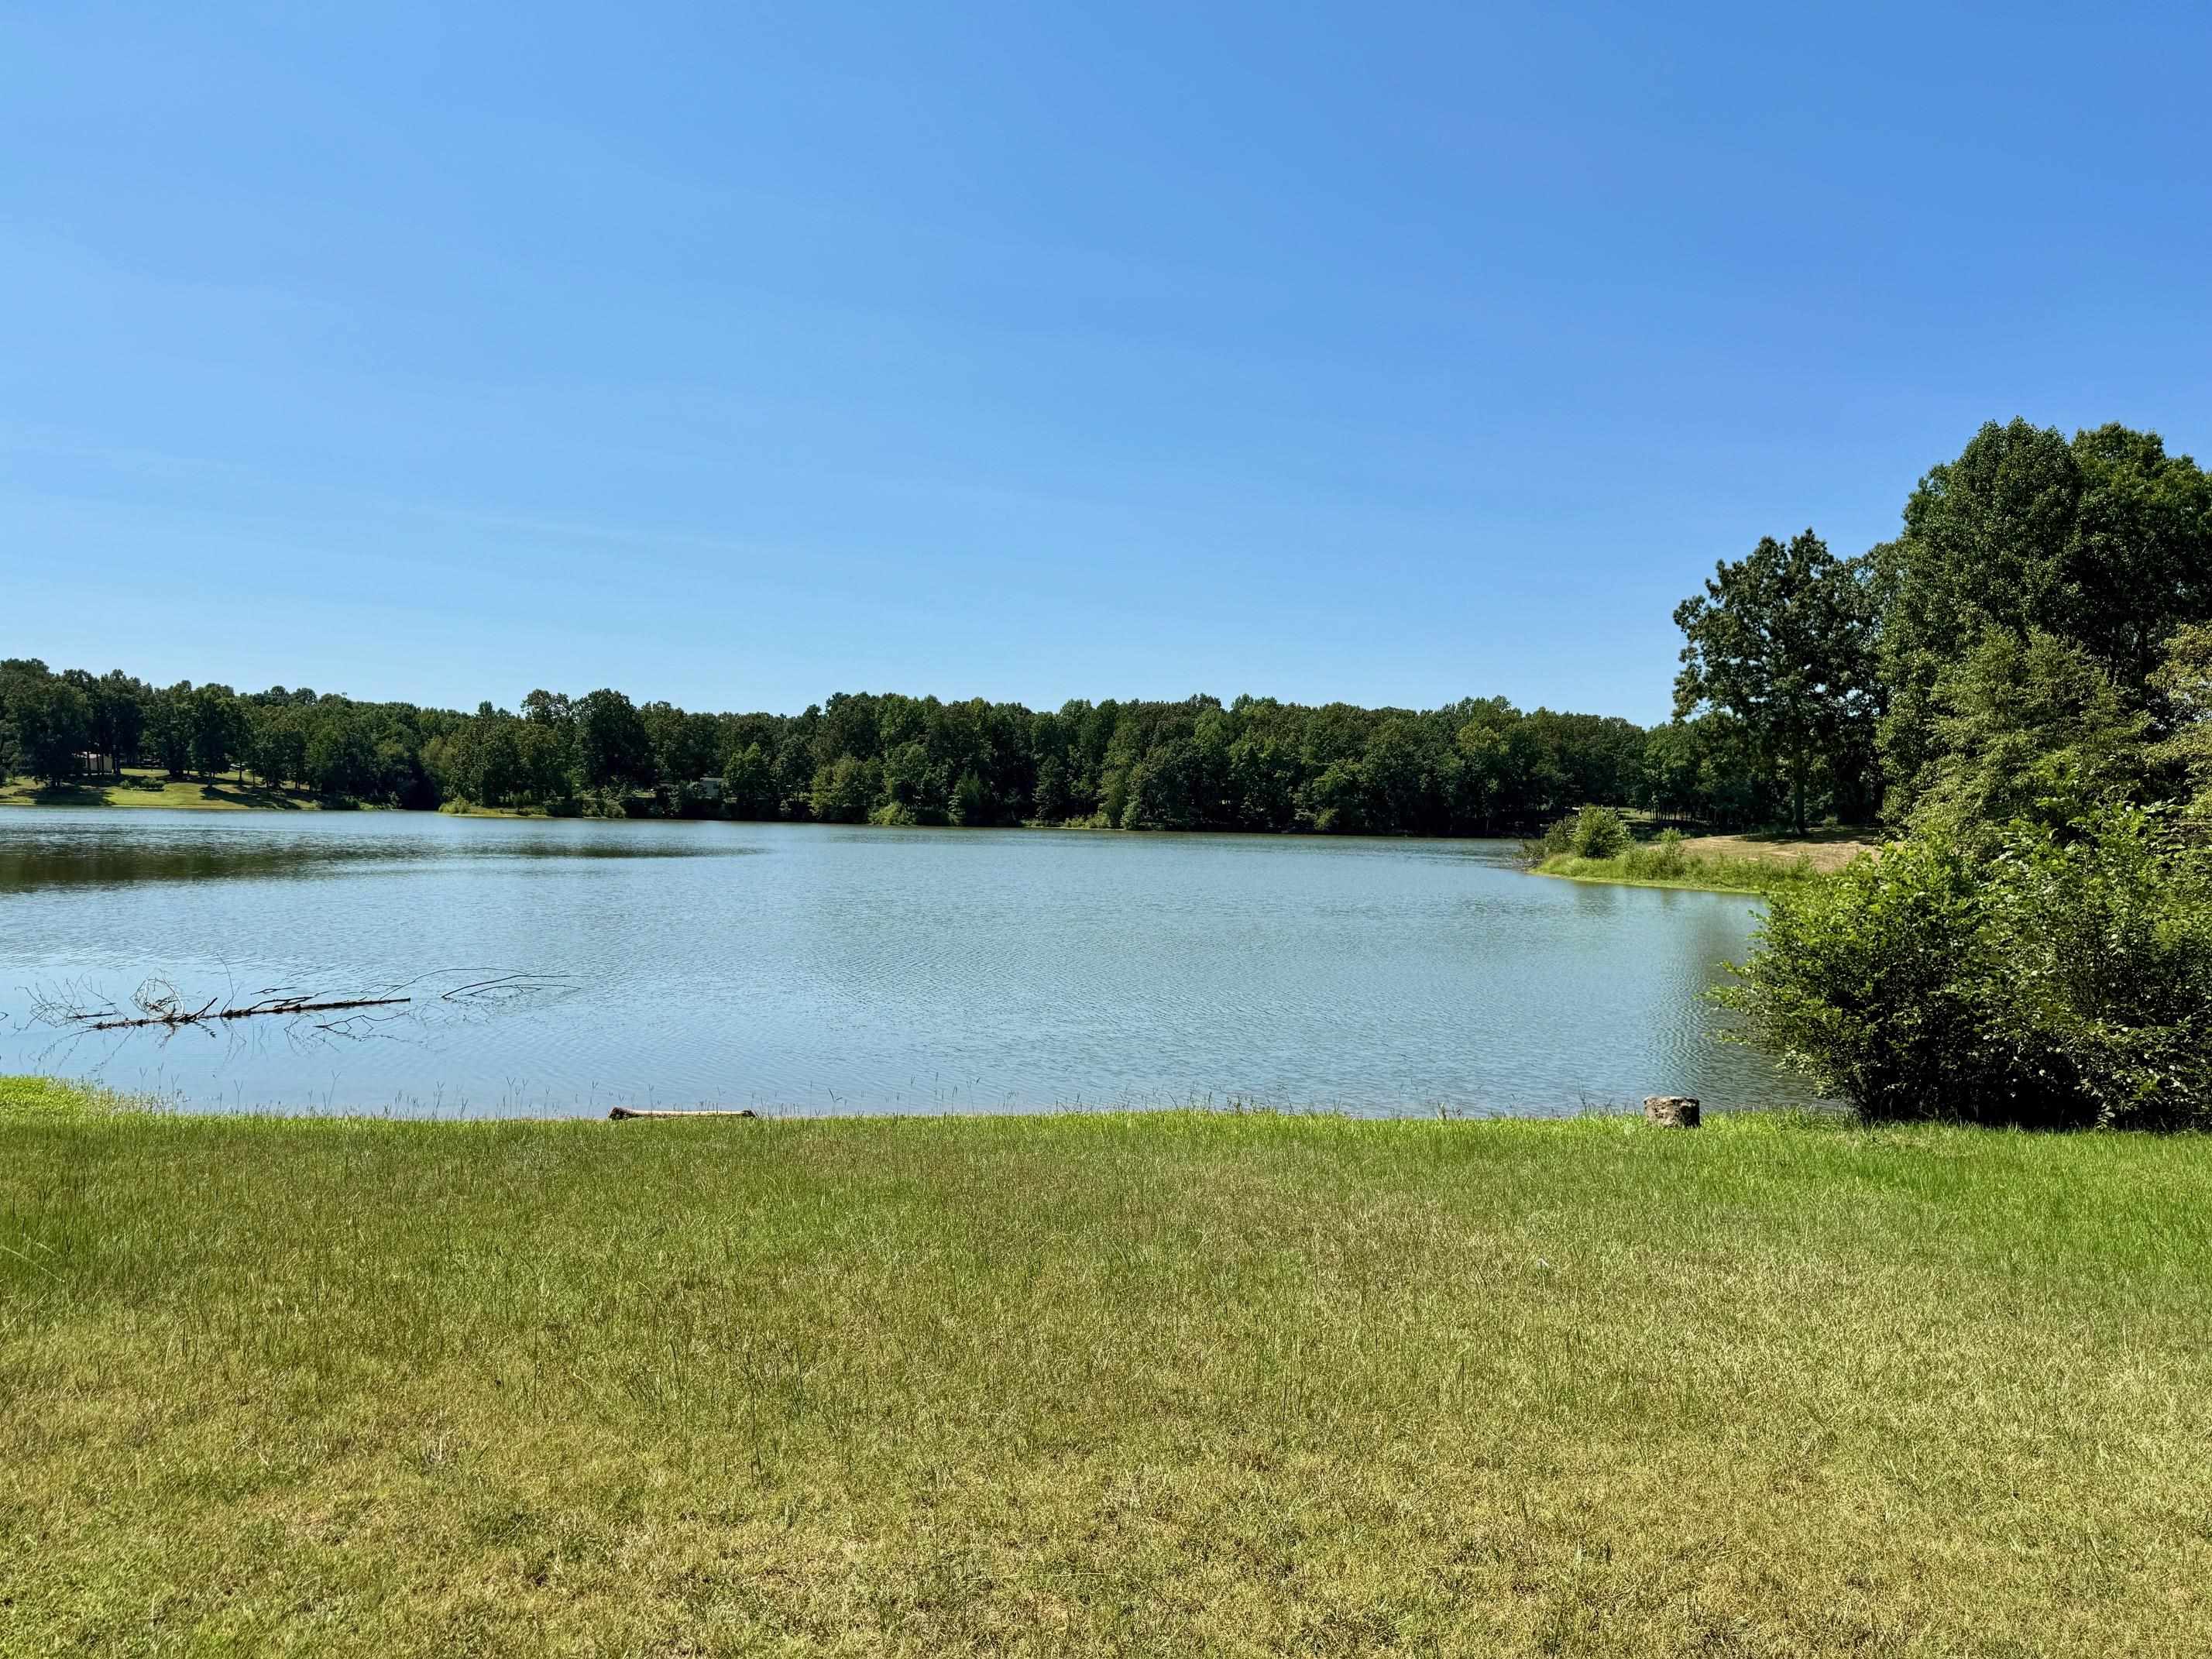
[0,821,756,892]
[0,809,1815,1118]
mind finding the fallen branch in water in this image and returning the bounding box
[28,977,414,1033]
[22,968,576,1049]
[608,1107,757,1121]
[86,994,412,1031]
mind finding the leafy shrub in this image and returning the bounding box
[1722,808,2212,1128]
[1627,828,1690,878]
[1523,816,1575,863]
[1568,805,1630,859]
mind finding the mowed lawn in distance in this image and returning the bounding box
[0,767,329,811]
[4,1081,2210,1656]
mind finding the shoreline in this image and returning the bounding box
[2,1078,1822,1127]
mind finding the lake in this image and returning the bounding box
[0,810,1821,1117]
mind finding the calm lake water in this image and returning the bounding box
[0,810,1821,1117]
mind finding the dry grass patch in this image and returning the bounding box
[1671,829,1881,874]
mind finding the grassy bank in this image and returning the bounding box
[5,1081,2210,1654]
[1534,845,1827,894]
[1,766,335,811]
[1535,830,1878,895]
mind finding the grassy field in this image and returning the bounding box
[0,766,335,811]
[5,1078,2210,1655]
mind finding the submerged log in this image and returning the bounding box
[1643,1095,1702,1128]
[607,1107,758,1121]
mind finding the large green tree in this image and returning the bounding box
[1876,420,2212,816]
[9,673,93,784]
[187,684,246,779]
[145,684,197,778]
[1673,530,1880,833]
[574,689,654,794]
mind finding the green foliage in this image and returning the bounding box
[184,684,243,778]
[1723,809,2212,1128]
[1,665,92,784]
[1537,840,1829,895]
[1674,531,1882,832]
[809,754,881,823]
[1876,420,2212,819]
[573,689,654,792]
[2150,623,2212,816]
[8,658,1679,833]
[1568,804,1630,857]
[1911,628,2149,838]
[1527,805,1632,861]
[143,683,195,777]
[306,718,380,798]
[719,740,779,819]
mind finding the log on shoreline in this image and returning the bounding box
[607,1106,759,1121]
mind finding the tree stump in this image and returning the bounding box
[1643,1095,1701,1128]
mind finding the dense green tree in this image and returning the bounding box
[2150,623,2212,816]
[306,716,380,799]
[720,740,778,819]
[574,689,654,793]
[1030,754,1071,824]
[641,700,721,792]
[879,740,944,823]
[10,673,92,783]
[810,754,880,823]
[187,684,247,779]
[248,706,309,788]
[60,668,147,768]
[1876,421,2212,816]
[144,684,196,778]
[1911,630,2148,838]
[1674,530,1880,833]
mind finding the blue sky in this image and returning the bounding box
[6,2,2207,723]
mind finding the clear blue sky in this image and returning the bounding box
[6,2,2207,723]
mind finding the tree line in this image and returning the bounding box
[1,666,1784,836]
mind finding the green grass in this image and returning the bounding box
[5,1080,2210,1654]
[0,767,336,811]
[1535,845,1832,895]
